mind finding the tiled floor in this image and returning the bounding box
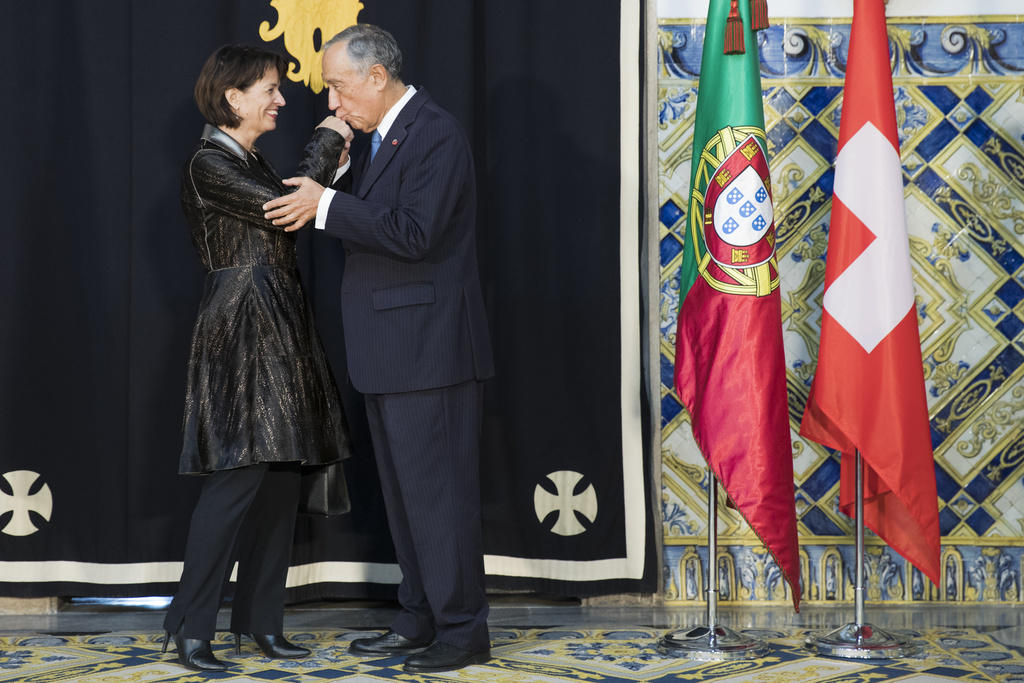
[1,600,1022,681]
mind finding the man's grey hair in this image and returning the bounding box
[324,24,403,81]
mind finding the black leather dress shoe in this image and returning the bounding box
[348,630,432,656]
[234,633,311,658]
[403,641,490,672]
[162,628,229,672]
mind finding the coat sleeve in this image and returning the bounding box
[186,149,289,231]
[297,127,347,187]
[187,129,346,232]
[321,118,471,261]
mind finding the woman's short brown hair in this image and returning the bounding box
[194,45,287,128]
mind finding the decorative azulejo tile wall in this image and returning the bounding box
[658,15,1024,604]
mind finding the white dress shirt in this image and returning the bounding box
[315,85,417,231]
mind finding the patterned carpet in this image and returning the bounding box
[2,626,1024,682]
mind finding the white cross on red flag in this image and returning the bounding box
[799,0,941,587]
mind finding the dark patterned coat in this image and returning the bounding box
[178,124,351,474]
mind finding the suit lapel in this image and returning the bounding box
[356,89,429,198]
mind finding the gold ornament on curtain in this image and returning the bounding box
[259,0,364,93]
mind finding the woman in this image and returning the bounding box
[162,45,352,672]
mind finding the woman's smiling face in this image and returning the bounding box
[227,66,286,141]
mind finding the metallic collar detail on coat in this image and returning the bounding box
[201,124,252,161]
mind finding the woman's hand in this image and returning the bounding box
[317,116,354,167]
[317,116,352,137]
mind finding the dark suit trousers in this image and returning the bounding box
[364,380,489,651]
[163,463,300,640]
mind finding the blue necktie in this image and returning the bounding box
[370,130,382,162]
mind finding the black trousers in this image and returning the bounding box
[163,463,300,640]
[364,380,489,652]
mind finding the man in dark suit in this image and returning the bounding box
[263,24,494,673]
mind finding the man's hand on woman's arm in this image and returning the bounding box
[263,177,326,232]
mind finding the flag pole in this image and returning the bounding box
[809,452,918,658]
[659,473,768,660]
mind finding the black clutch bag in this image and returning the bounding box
[298,460,350,516]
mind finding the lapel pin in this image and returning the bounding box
[392,139,398,146]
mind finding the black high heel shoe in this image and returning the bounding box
[162,627,229,671]
[233,632,310,658]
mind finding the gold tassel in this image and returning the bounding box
[724,0,744,54]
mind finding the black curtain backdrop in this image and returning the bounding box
[0,1,655,598]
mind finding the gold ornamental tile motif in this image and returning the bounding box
[5,628,1024,681]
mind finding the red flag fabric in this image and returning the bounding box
[673,0,801,610]
[799,0,941,587]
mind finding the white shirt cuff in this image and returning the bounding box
[315,188,336,231]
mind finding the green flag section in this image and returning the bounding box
[672,0,801,609]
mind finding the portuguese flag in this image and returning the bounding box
[672,0,800,609]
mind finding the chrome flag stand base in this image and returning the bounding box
[810,622,917,659]
[807,453,919,659]
[659,475,768,661]
[660,624,768,660]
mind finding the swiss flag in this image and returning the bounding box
[799,0,940,587]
